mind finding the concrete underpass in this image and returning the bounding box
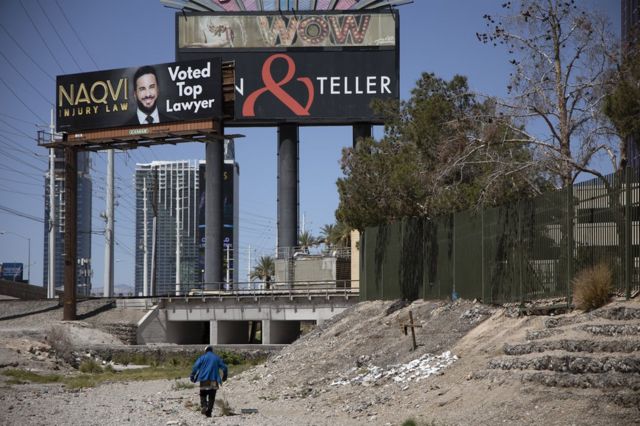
[135,292,357,345]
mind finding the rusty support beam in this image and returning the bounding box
[63,147,77,320]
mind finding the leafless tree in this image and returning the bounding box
[478,0,620,188]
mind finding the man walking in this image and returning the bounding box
[190,345,228,417]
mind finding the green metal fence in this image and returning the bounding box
[360,167,640,304]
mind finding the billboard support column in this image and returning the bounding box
[353,124,372,148]
[277,124,299,258]
[63,146,77,321]
[205,129,224,289]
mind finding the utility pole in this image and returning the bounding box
[142,177,148,296]
[103,149,114,298]
[225,244,231,287]
[26,237,31,283]
[247,244,251,286]
[48,110,56,299]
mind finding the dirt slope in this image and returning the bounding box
[214,298,640,425]
[0,298,639,425]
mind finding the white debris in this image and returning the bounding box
[331,351,458,387]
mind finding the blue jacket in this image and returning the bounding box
[191,351,228,384]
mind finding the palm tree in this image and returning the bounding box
[333,221,352,248]
[298,230,319,252]
[250,255,275,288]
[320,224,336,246]
[320,221,351,248]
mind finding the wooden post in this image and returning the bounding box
[408,310,417,351]
[400,310,422,351]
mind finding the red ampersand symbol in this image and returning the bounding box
[242,54,314,117]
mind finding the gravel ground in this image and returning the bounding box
[0,298,639,425]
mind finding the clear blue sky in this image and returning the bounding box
[0,0,620,292]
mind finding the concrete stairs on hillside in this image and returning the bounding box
[474,303,640,407]
[99,323,138,345]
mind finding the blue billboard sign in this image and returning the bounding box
[1,263,24,281]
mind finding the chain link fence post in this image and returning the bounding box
[566,184,575,308]
[625,166,632,300]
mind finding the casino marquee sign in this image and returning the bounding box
[56,58,222,133]
[176,11,399,126]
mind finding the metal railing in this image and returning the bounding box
[159,279,359,300]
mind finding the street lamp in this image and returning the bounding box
[0,231,31,283]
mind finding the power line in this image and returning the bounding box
[0,23,55,82]
[0,112,41,126]
[36,0,82,72]
[54,0,99,70]
[0,147,46,173]
[115,237,134,256]
[0,50,53,105]
[0,134,47,160]
[0,203,43,223]
[0,176,43,187]
[19,0,65,73]
[0,184,43,197]
[0,117,38,141]
[0,164,44,183]
[0,77,47,124]
[240,210,277,221]
[0,129,37,142]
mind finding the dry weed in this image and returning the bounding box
[215,397,236,416]
[172,380,195,390]
[46,325,75,366]
[572,263,612,311]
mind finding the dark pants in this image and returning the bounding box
[199,388,217,417]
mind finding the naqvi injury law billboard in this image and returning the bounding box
[56,58,222,132]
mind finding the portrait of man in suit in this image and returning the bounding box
[128,65,171,125]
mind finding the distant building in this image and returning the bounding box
[134,142,239,296]
[43,149,93,296]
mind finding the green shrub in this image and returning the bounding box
[111,353,130,366]
[79,358,104,374]
[219,351,243,365]
[572,262,613,311]
[65,375,99,389]
[111,352,195,368]
[2,369,61,384]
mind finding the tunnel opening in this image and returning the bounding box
[166,321,209,344]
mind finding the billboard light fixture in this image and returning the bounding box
[161,0,411,12]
